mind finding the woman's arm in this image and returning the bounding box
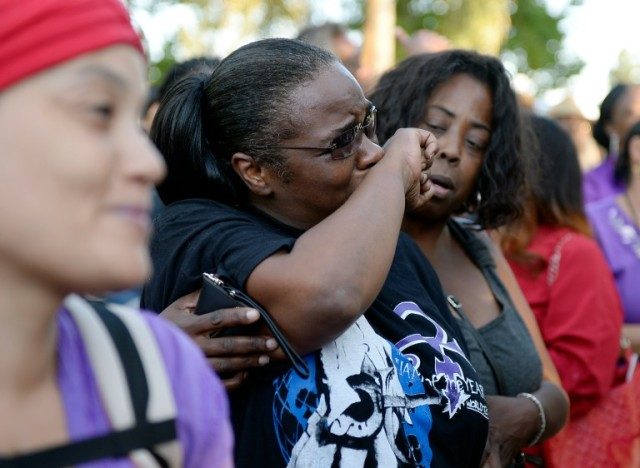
[486,381,567,464]
[247,129,437,353]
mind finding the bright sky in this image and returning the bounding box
[543,0,640,118]
[132,0,640,119]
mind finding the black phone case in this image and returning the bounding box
[195,273,242,314]
[194,273,259,340]
[193,273,309,377]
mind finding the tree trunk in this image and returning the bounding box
[360,0,396,91]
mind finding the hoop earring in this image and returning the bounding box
[609,133,620,156]
[463,191,482,213]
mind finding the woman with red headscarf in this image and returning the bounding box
[0,1,232,466]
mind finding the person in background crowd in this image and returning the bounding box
[584,84,640,203]
[587,120,640,350]
[297,22,360,78]
[548,94,603,172]
[143,37,492,467]
[0,0,232,466]
[370,50,569,467]
[502,115,623,430]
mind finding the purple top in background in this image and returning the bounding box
[56,307,233,467]
[582,157,625,204]
[587,196,640,323]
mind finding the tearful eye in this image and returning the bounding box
[425,123,445,136]
[466,139,488,152]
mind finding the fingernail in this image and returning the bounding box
[246,309,259,320]
[266,338,277,349]
[258,355,270,365]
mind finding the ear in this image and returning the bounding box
[231,152,273,196]
[629,136,640,165]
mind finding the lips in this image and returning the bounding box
[427,173,455,198]
[112,205,152,232]
[428,174,455,190]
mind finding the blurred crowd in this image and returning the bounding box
[1,1,639,467]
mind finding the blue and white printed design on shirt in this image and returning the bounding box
[273,317,434,467]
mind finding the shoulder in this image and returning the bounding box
[584,159,615,184]
[156,198,257,229]
[586,195,617,217]
[550,231,612,280]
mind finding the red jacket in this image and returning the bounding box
[508,226,623,419]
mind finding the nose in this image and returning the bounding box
[436,131,461,165]
[356,135,384,170]
[122,131,167,186]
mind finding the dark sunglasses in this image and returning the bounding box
[260,105,377,160]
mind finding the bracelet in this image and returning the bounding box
[517,392,546,446]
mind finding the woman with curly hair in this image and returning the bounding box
[370,50,568,466]
[142,38,491,467]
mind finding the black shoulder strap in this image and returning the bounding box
[447,218,512,311]
[0,420,175,468]
[88,299,149,422]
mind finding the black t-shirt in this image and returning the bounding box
[142,199,488,467]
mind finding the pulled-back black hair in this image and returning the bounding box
[593,84,628,150]
[369,50,526,229]
[157,56,221,103]
[615,119,640,186]
[151,39,336,205]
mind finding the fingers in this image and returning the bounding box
[420,176,435,198]
[268,346,288,361]
[422,131,439,165]
[200,335,278,356]
[222,371,248,392]
[159,289,201,319]
[208,354,271,375]
[190,307,261,335]
[175,289,201,310]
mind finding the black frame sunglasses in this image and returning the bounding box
[258,105,377,160]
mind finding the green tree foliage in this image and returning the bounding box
[357,0,584,91]
[132,0,583,92]
[130,0,309,83]
[394,0,511,55]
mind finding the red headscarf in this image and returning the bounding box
[0,0,144,91]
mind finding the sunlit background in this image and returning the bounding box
[128,0,640,119]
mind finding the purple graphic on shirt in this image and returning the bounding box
[393,301,471,418]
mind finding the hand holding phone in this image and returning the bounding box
[194,273,309,377]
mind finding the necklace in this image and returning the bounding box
[624,191,640,227]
